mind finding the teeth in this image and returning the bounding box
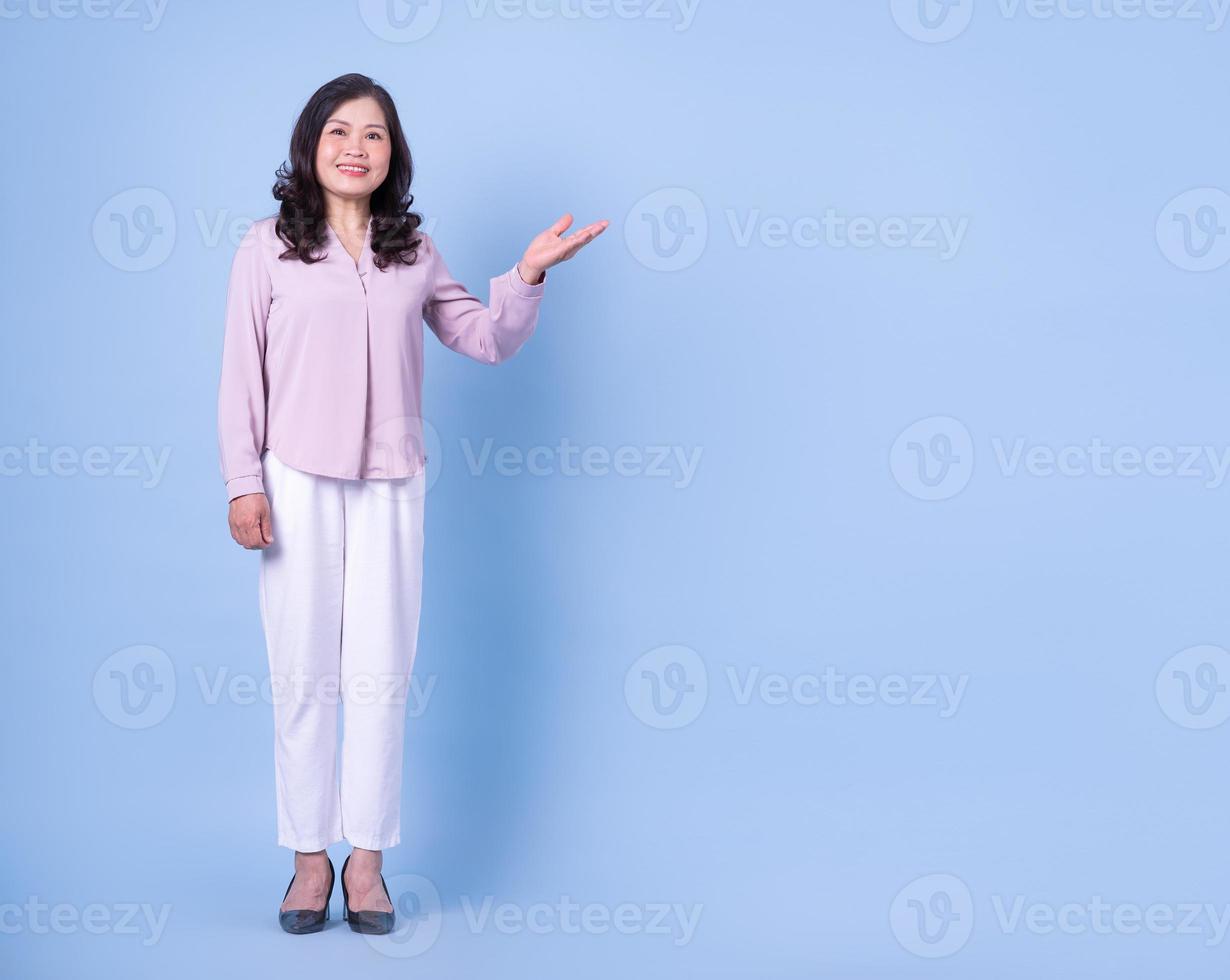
[338,165,368,174]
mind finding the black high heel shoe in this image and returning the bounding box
[278,855,334,934]
[341,854,395,935]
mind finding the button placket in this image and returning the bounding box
[357,222,373,473]
[326,218,376,472]
[357,221,373,294]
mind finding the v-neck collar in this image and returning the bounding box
[324,217,373,277]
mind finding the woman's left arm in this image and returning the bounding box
[423,213,608,366]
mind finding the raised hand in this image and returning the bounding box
[517,213,609,285]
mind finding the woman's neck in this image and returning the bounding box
[323,194,371,237]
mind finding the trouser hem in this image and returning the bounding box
[278,832,344,852]
[343,831,401,851]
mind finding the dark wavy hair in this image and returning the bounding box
[272,73,423,271]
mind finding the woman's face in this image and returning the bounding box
[314,95,392,206]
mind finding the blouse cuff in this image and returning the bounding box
[509,264,547,298]
[225,473,265,502]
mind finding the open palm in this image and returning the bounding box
[519,213,610,284]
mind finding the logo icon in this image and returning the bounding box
[624,188,708,272]
[357,0,443,42]
[890,416,974,501]
[889,872,973,957]
[363,414,442,502]
[624,645,708,729]
[1156,188,1230,272]
[1156,644,1230,730]
[93,644,177,730]
[890,0,974,44]
[362,873,443,957]
[92,188,176,272]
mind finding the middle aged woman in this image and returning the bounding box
[217,71,608,935]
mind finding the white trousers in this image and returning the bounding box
[258,448,426,852]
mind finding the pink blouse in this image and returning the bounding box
[216,216,546,501]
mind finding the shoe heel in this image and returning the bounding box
[341,854,351,922]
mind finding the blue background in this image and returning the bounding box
[3,0,1230,976]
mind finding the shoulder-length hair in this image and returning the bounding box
[272,72,423,271]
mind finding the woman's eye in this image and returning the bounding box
[366,132,383,140]
[330,128,345,136]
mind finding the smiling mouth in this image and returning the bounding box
[337,164,370,176]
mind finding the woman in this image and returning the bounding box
[217,72,607,935]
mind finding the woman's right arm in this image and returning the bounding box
[217,221,274,549]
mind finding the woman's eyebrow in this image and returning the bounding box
[324,117,388,131]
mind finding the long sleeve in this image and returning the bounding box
[422,233,546,365]
[217,222,272,502]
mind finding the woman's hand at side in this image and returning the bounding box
[517,213,610,285]
[229,493,274,549]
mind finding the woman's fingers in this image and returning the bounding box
[523,216,608,273]
[547,220,609,262]
[560,221,609,258]
[563,220,608,244]
[233,521,257,549]
[240,515,262,549]
[547,213,575,237]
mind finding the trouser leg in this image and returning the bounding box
[258,449,346,851]
[337,471,427,850]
